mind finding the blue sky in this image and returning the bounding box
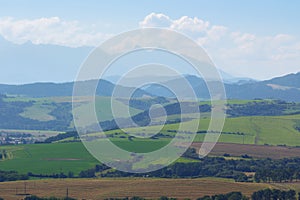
[0,0,300,83]
[2,0,299,35]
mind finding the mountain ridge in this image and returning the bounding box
[0,53,299,101]
[0,79,153,98]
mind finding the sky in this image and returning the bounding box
[0,0,300,83]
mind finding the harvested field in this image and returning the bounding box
[192,142,300,159]
[0,178,270,200]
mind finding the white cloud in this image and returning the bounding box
[207,25,228,41]
[170,16,209,33]
[0,17,112,47]
[139,13,300,79]
[0,14,299,79]
[139,13,227,45]
[139,13,172,28]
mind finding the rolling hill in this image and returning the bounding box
[0,79,152,98]
[0,71,299,101]
[143,72,300,102]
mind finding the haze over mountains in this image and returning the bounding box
[0,72,299,102]
[0,35,92,84]
[1,35,299,101]
[0,35,256,85]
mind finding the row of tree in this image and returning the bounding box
[252,189,297,200]
[43,131,79,143]
[28,172,74,179]
[254,162,300,183]
[227,100,300,117]
[74,151,300,183]
[0,170,28,182]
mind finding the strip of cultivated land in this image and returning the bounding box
[0,178,274,200]
[192,142,300,159]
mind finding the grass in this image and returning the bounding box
[175,157,199,163]
[71,96,142,124]
[0,142,99,175]
[2,136,300,177]
[5,96,300,146]
[3,96,300,175]
[179,114,296,144]
[5,96,143,125]
[100,114,300,146]
[0,140,193,175]
[193,115,300,146]
[75,113,300,161]
[110,138,170,153]
[20,101,56,121]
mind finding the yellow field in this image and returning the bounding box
[0,178,284,200]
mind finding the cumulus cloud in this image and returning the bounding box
[0,17,112,47]
[0,14,299,79]
[170,16,209,32]
[139,13,227,45]
[139,13,300,79]
[139,13,172,28]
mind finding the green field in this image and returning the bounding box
[110,138,170,153]
[219,114,300,145]
[20,101,56,121]
[0,142,98,174]
[105,114,300,146]
[73,96,142,124]
[0,140,201,175]
[1,114,300,175]
[4,96,142,125]
[2,96,300,175]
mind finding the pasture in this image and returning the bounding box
[0,142,98,175]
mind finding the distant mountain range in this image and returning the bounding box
[0,79,152,98]
[0,35,92,84]
[225,72,300,102]
[105,70,256,86]
[0,72,299,101]
[0,35,299,101]
[0,35,255,85]
[143,72,300,102]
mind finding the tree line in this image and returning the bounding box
[43,131,79,143]
[254,158,300,183]
[3,148,300,184]
[0,170,28,182]
[74,149,300,184]
[3,147,300,184]
[252,189,297,200]
[4,189,299,200]
[226,100,298,117]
